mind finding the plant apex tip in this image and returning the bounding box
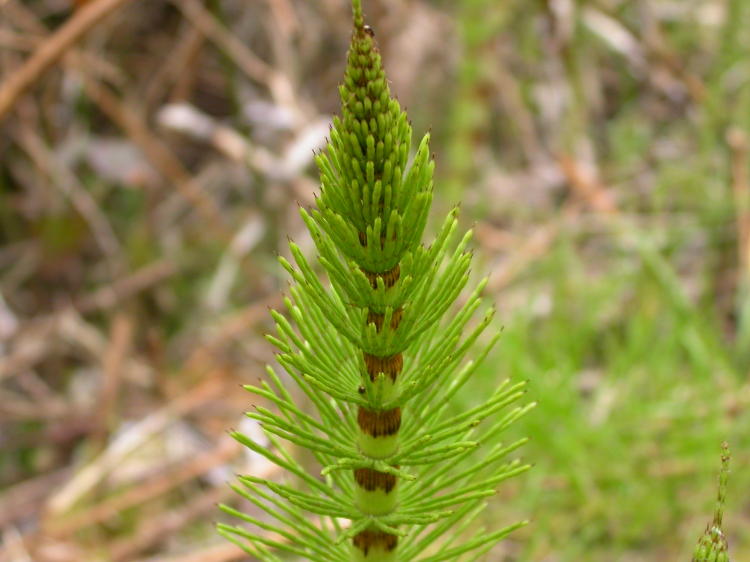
[352,0,364,29]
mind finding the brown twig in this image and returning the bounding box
[45,378,226,516]
[143,25,205,107]
[93,313,134,446]
[0,0,138,122]
[45,435,239,537]
[109,486,232,562]
[13,124,123,265]
[0,29,42,51]
[2,1,52,36]
[0,261,176,381]
[76,259,177,314]
[142,542,247,562]
[171,0,300,117]
[557,153,618,215]
[79,76,226,233]
[0,468,72,529]
[727,127,750,278]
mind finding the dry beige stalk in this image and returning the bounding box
[0,0,138,121]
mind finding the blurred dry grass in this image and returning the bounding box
[1,0,750,561]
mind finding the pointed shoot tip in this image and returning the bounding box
[352,0,364,29]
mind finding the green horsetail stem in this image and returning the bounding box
[218,0,531,560]
[693,443,731,562]
[343,4,406,556]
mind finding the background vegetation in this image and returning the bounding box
[1,0,749,560]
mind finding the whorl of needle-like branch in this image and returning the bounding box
[218,2,531,560]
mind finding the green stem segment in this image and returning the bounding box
[354,266,403,559]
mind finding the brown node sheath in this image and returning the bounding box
[353,530,398,555]
[363,352,402,382]
[367,307,403,332]
[354,467,397,493]
[363,263,400,289]
[357,406,401,437]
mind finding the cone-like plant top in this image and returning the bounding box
[314,0,433,275]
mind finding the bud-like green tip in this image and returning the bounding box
[352,0,364,30]
[315,0,428,274]
[692,442,731,562]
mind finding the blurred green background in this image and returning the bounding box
[1,0,749,560]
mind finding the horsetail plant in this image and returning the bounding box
[693,443,731,562]
[218,1,532,559]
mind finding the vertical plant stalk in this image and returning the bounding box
[693,442,731,562]
[218,1,531,560]
[346,2,403,558]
